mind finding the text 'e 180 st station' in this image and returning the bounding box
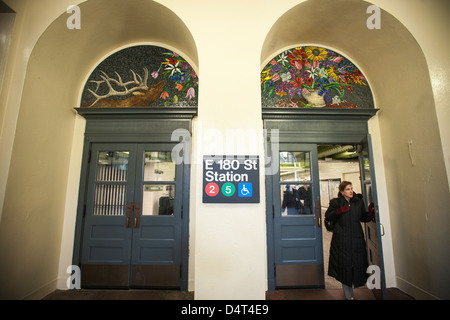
[203,155,260,203]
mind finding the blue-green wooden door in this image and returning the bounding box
[358,134,387,299]
[80,143,184,289]
[273,143,324,288]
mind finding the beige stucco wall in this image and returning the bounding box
[0,0,448,300]
[367,0,450,299]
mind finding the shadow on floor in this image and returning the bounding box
[42,287,414,300]
[266,287,414,300]
[43,289,194,300]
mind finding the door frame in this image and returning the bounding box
[72,107,196,291]
[358,134,387,299]
[263,108,385,295]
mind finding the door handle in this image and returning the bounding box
[126,202,141,228]
[126,202,134,228]
[133,202,141,228]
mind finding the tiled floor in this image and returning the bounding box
[44,211,413,301]
[43,287,413,300]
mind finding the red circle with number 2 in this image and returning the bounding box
[205,182,219,197]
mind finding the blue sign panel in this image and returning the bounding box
[203,155,260,203]
[238,183,252,197]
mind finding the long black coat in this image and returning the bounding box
[325,193,372,287]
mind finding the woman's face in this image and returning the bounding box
[341,184,354,199]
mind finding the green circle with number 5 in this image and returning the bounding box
[221,183,236,197]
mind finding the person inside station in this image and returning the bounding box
[296,184,313,215]
[281,185,299,215]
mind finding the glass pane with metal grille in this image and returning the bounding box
[93,151,129,216]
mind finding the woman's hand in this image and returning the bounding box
[336,205,350,215]
[368,202,375,218]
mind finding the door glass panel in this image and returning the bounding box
[93,151,129,216]
[280,152,311,181]
[280,184,313,216]
[142,150,176,216]
[365,183,373,204]
[144,152,175,181]
[279,151,313,216]
[142,184,175,216]
[96,151,129,181]
[360,147,371,181]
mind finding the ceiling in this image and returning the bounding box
[317,145,359,160]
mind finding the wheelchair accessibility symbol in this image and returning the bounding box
[238,183,252,197]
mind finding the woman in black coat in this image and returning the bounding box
[325,181,374,300]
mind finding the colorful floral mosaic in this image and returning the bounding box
[80,45,198,108]
[261,46,374,109]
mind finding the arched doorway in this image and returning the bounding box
[261,45,385,298]
[72,45,198,290]
[260,0,446,299]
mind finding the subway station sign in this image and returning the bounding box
[203,155,260,203]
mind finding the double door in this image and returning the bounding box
[80,143,184,289]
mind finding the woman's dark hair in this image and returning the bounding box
[338,181,353,192]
